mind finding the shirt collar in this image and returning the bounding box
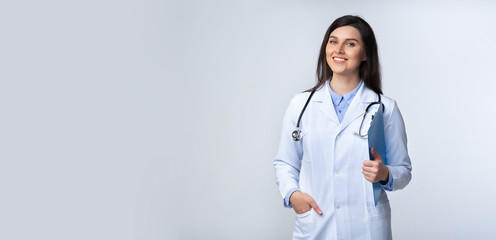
[326,79,363,104]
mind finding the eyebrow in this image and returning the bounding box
[329,36,360,42]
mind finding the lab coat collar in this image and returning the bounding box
[315,83,340,125]
[315,80,381,130]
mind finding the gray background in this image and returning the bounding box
[1,0,495,239]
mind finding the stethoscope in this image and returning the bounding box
[292,89,384,141]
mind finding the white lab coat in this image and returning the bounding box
[274,82,412,240]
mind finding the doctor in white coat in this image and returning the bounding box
[274,15,412,240]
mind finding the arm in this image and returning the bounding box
[381,100,412,191]
[274,94,323,215]
[273,96,303,208]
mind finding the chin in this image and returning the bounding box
[330,67,346,74]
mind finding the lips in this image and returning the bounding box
[332,57,347,62]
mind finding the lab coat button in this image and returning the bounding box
[336,135,341,140]
[335,170,340,175]
[336,204,341,209]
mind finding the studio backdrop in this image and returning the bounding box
[0,0,495,239]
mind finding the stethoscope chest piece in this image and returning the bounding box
[292,129,301,141]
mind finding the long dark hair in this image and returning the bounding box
[308,15,382,94]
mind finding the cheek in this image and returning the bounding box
[325,44,334,54]
[325,48,334,64]
[359,49,367,60]
[325,47,332,57]
[350,50,365,61]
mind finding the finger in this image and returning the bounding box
[370,147,382,161]
[362,166,378,174]
[296,206,312,214]
[363,169,379,178]
[362,172,377,182]
[363,174,374,182]
[310,201,323,215]
[362,170,374,178]
[305,195,323,215]
[363,160,377,167]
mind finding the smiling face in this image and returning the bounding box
[326,26,367,78]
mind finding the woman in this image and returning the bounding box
[274,15,412,240]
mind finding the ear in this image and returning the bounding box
[362,53,367,61]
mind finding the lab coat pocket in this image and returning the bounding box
[293,210,313,239]
[368,199,392,240]
[368,198,391,220]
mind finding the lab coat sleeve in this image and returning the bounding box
[273,95,304,208]
[382,100,412,191]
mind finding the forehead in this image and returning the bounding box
[329,26,362,40]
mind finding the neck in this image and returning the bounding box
[329,73,361,95]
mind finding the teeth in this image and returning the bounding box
[333,57,346,61]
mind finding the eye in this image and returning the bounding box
[329,40,338,44]
[346,42,356,47]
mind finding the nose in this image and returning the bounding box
[334,43,345,54]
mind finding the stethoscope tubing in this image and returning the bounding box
[292,90,316,141]
[292,89,384,141]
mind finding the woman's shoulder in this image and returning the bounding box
[284,90,315,117]
[290,91,312,103]
[290,84,326,105]
[377,93,404,123]
[361,85,402,118]
[380,94,396,109]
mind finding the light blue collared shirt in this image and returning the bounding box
[327,80,363,123]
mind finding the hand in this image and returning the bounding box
[362,147,389,183]
[289,191,322,215]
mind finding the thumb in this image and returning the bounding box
[370,147,382,161]
[310,200,323,215]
